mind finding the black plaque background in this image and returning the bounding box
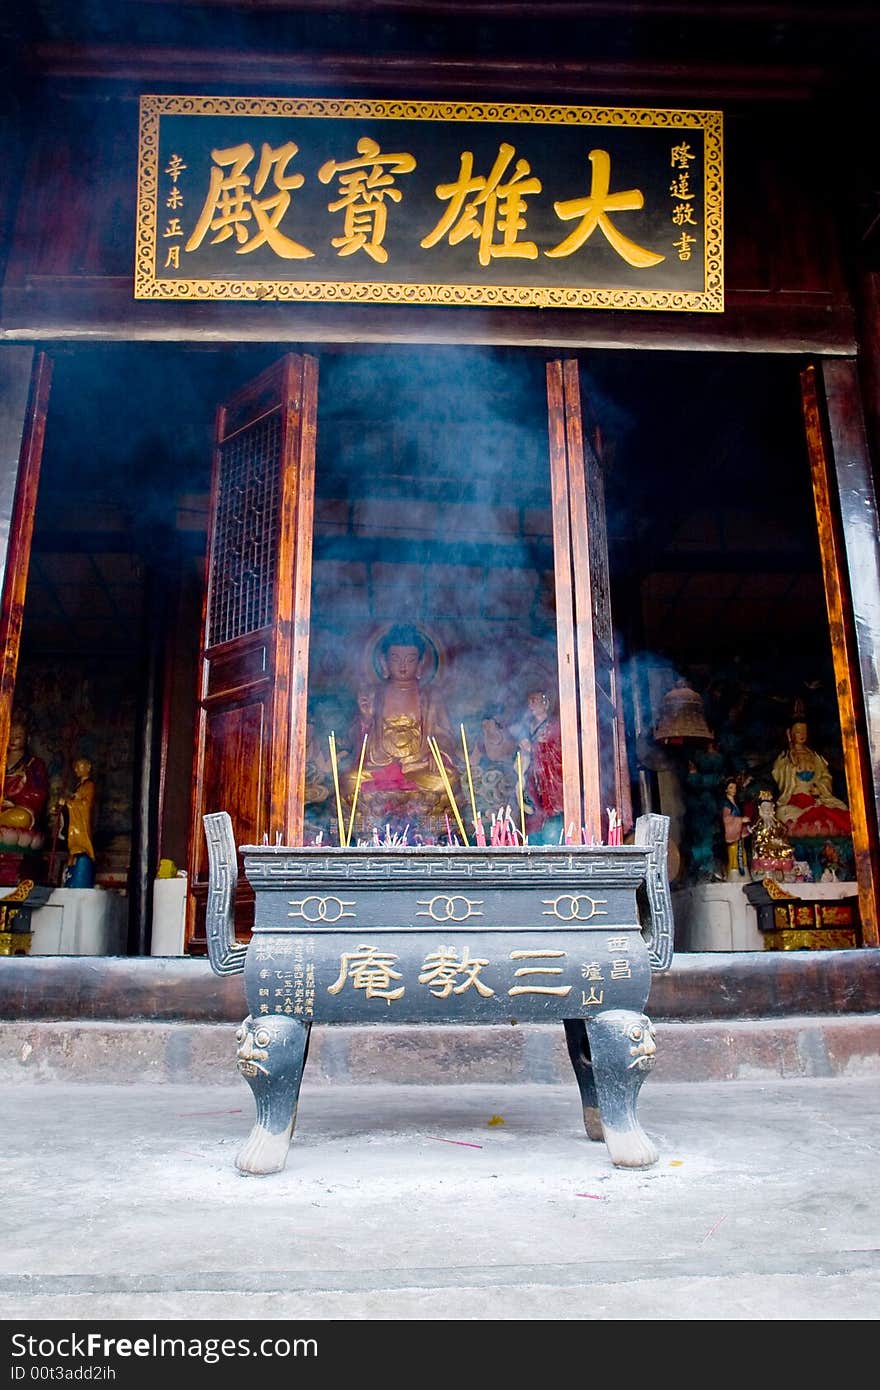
[153,112,708,293]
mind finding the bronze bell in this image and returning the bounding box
[654,678,713,744]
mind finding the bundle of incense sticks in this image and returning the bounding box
[360,823,410,848]
[606,807,623,846]
[490,806,520,846]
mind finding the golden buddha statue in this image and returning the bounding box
[343,624,461,834]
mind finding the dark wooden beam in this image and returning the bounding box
[26,42,827,101]
[0,285,858,355]
[29,0,880,28]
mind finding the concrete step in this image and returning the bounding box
[4,1013,880,1086]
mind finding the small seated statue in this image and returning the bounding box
[749,788,795,880]
[343,624,461,833]
[771,718,851,838]
[0,719,49,856]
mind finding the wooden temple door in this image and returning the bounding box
[0,350,53,782]
[801,362,880,946]
[546,358,627,844]
[186,353,318,951]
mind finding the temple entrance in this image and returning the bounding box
[1,341,873,954]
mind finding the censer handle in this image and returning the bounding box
[203,811,248,977]
[634,813,675,973]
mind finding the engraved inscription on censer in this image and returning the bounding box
[254,937,316,1018]
[253,932,640,1014]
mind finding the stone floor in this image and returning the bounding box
[2,1074,879,1324]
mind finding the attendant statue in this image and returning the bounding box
[820,841,842,882]
[771,718,851,838]
[720,777,750,879]
[471,705,517,814]
[345,624,461,829]
[302,721,332,808]
[344,687,375,769]
[353,686,376,741]
[59,757,97,888]
[0,718,49,854]
[516,688,564,843]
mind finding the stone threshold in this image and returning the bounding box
[3,1015,879,1086]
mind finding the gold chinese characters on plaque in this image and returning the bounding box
[135,96,723,311]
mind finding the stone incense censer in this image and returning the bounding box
[204,810,674,1176]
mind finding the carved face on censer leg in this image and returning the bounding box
[625,1016,657,1072]
[236,1018,272,1078]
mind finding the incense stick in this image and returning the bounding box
[428,736,470,846]
[328,731,346,848]
[431,738,469,846]
[345,733,369,851]
[515,749,527,846]
[460,723,479,833]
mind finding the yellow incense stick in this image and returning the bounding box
[328,731,346,848]
[428,736,470,846]
[346,733,369,849]
[428,737,460,835]
[516,750,527,845]
[460,723,479,832]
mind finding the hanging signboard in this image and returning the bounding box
[135,96,723,312]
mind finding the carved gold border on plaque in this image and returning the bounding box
[136,97,723,311]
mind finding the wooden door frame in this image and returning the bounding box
[546,360,584,838]
[0,348,52,778]
[802,360,880,945]
[546,358,621,844]
[186,352,318,951]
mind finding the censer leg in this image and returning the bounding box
[563,1018,604,1141]
[584,1009,659,1170]
[234,1015,311,1176]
